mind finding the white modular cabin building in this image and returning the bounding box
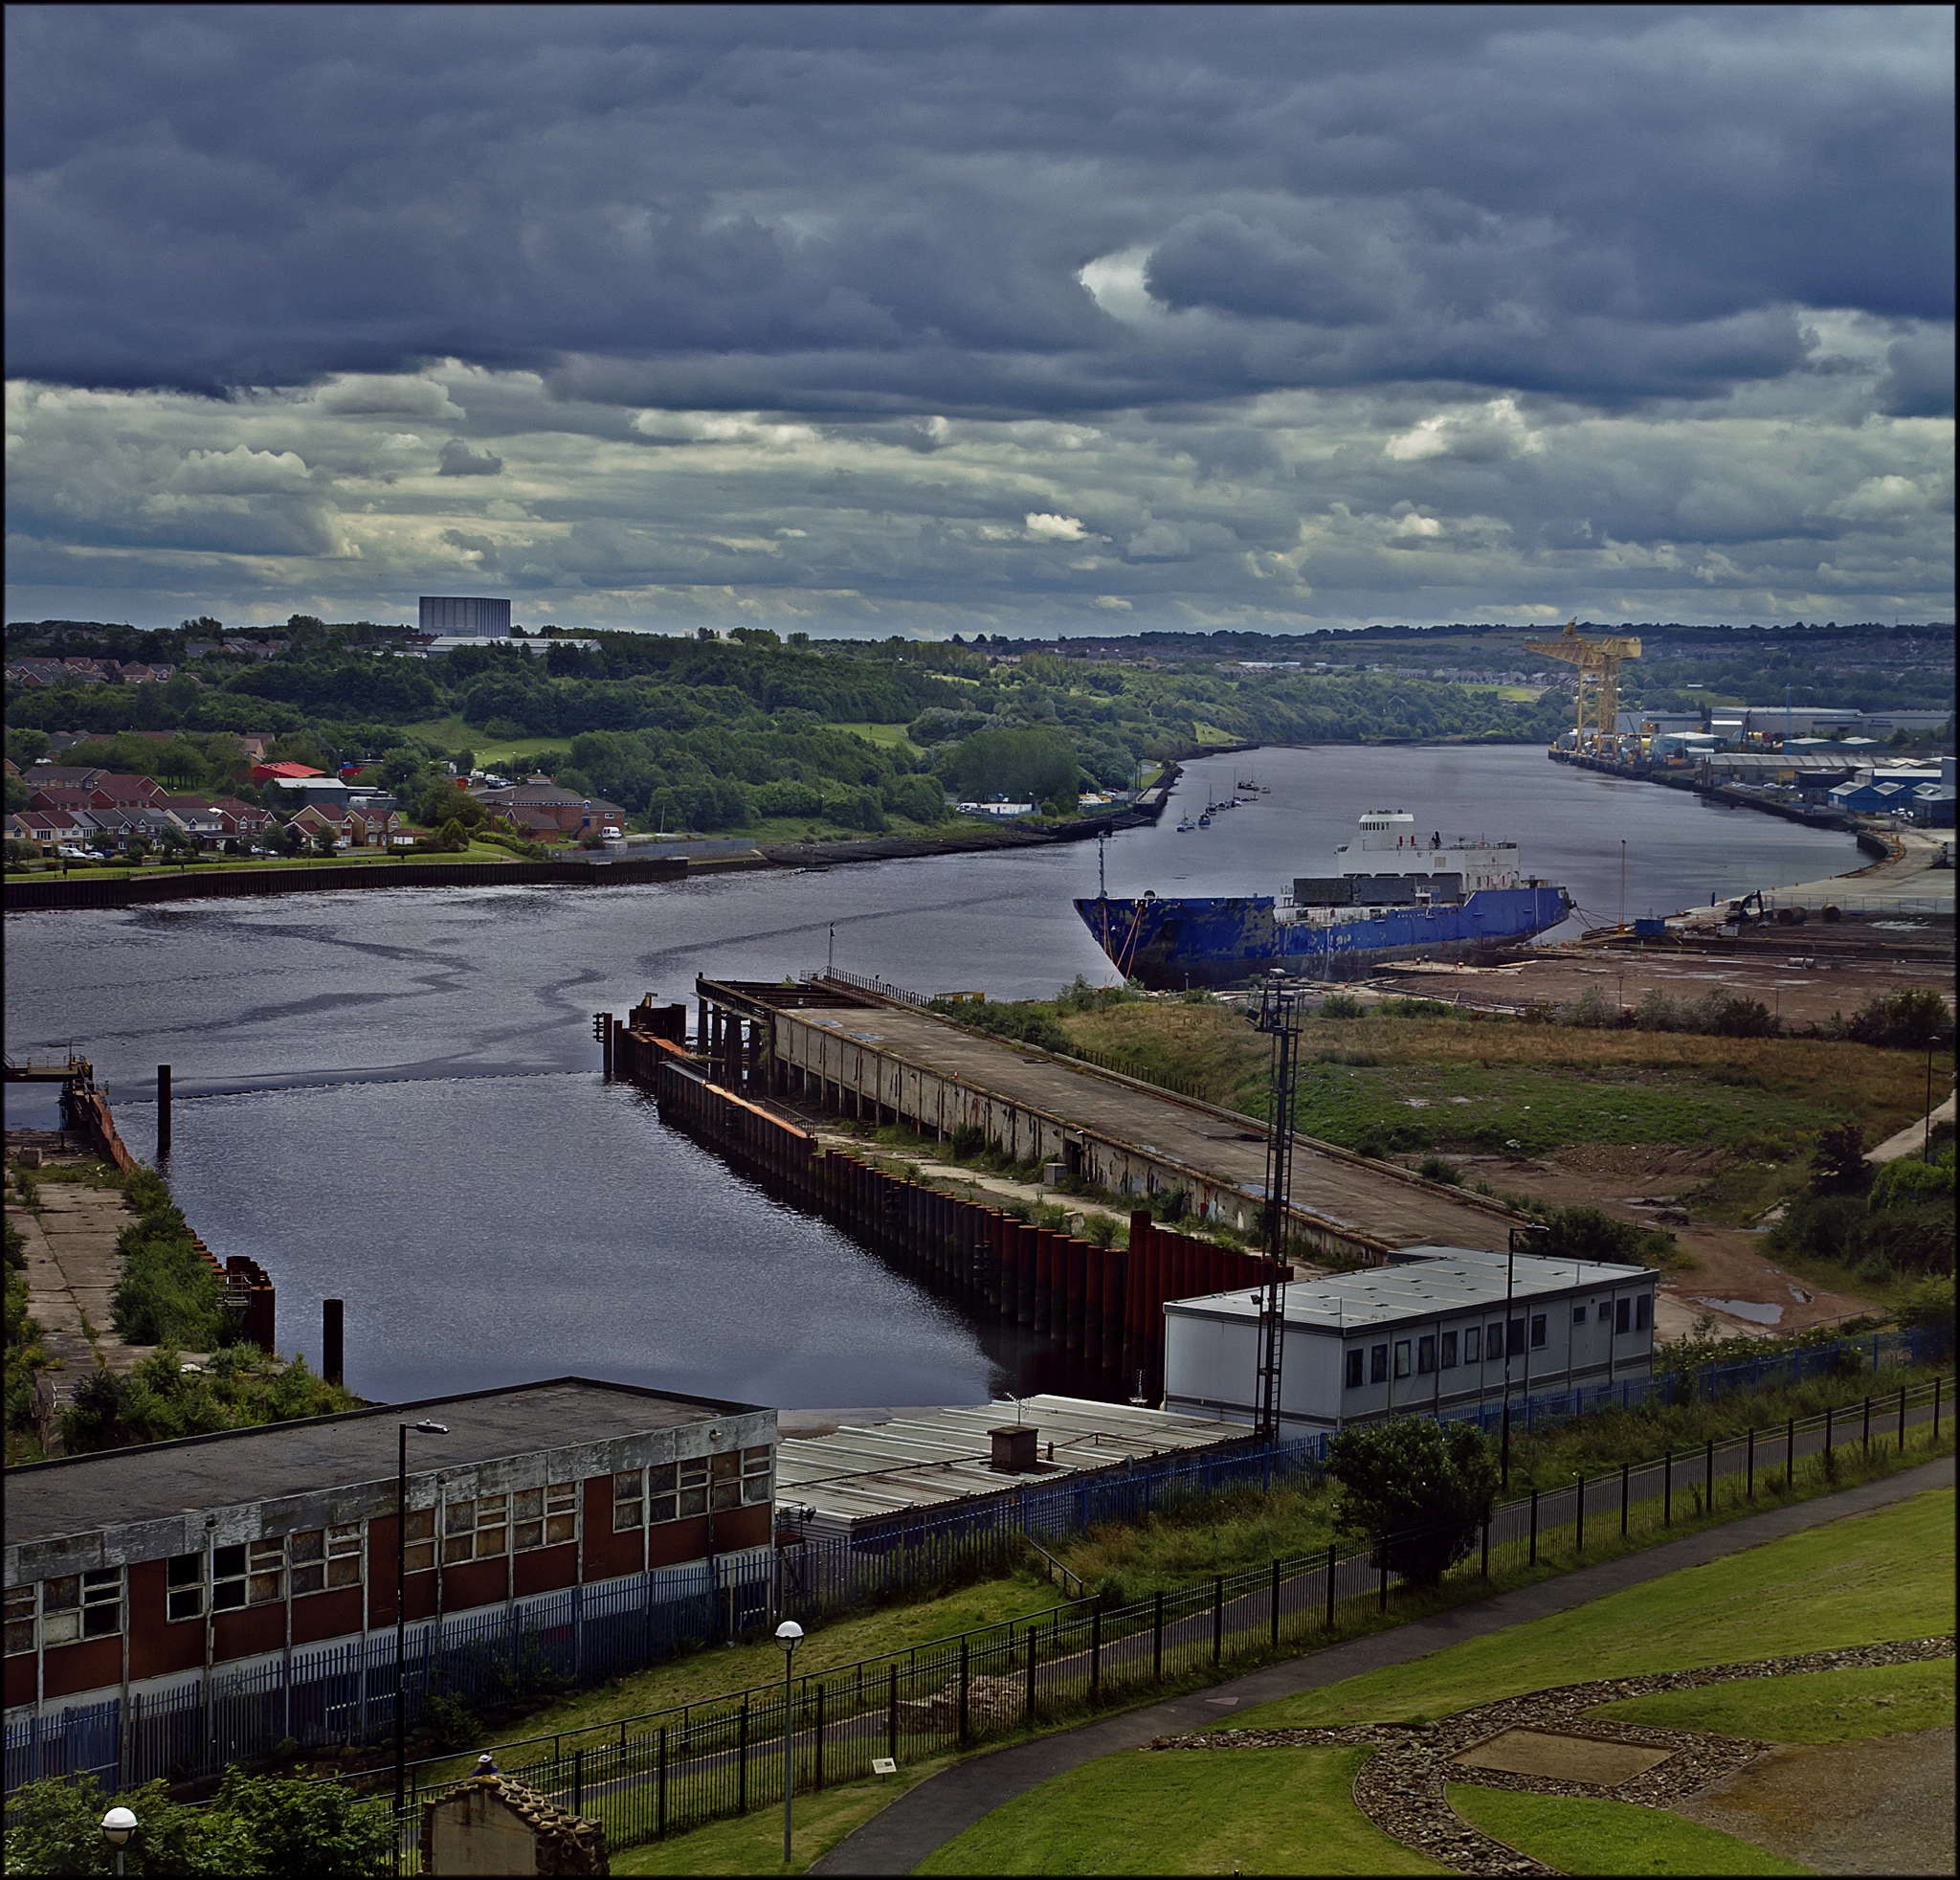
[1163,1247,1657,1440]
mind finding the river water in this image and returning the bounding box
[4,747,1855,1409]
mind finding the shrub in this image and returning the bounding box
[1807,1122,1872,1197]
[1315,993,1365,1018]
[1895,1274,1955,1330]
[1845,988,1954,1049]
[1415,1154,1462,1185]
[1326,1417,1497,1587]
[1869,1144,1954,1212]
[948,1122,990,1160]
[1535,1204,1681,1270]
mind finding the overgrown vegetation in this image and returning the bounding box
[109,1165,233,1349]
[1770,1127,1955,1285]
[58,1343,359,1454]
[2,1768,391,1876]
[1326,1418,1499,1587]
[5,1206,45,1463]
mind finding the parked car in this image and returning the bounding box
[57,844,92,860]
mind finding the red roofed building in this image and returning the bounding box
[251,761,324,785]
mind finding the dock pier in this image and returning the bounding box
[605,972,1526,1401]
[610,1007,1272,1402]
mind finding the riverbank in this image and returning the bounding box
[3,771,1179,910]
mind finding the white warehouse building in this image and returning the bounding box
[1163,1247,1658,1440]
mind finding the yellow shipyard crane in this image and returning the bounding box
[1524,618,1642,750]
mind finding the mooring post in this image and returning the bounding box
[156,1064,172,1157]
[323,1298,345,1388]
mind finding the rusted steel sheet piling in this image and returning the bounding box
[607,1004,1269,1401]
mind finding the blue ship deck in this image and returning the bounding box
[1076,885,1570,989]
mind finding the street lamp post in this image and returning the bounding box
[776,1621,804,1865]
[100,1805,138,1877]
[394,1420,449,1821]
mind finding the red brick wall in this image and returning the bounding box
[42,1637,122,1701]
[367,1515,439,1625]
[581,1477,643,1580]
[714,1503,772,1553]
[212,1604,285,1666]
[514,1545,578,1598]
[126,1560,202,1680]
[291,1588,364,1648]
[646,1515,709,1571]
[441,1558,508,1616]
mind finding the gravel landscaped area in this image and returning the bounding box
[1148,1635,1957,1875]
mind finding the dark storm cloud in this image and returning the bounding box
[5,6,1950,414]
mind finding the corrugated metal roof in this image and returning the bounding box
[773,1395,1239,1525]
[1165,1246,1650,1334]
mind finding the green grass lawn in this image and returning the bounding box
[1592,1655,1954,1744]
[407,1575,1066,1789]
[1445,1787,1810,1876]
[1289,1058,1840,1159]
[820,720,921,753]
[1057,1004,1932,1159]
[917,1746,1444,1876]
[1231,1487,1954,1732]
[611,1757,955,1875]
[914,1489,1950,1878]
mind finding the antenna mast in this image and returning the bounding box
[1248,973,1303,1442]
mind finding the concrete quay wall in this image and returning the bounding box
[611,1022,1263,1400]
[689,979,1522,1266]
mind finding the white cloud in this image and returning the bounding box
[1024,511,1086,542]
[311,375,461,419]
[1384,397,1545,463]
[1093,593,1133,610]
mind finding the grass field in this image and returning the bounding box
[611,1757,956,1875]
[915,1746,1443,1876]
[916,1488,1953,1876]
[402,1575,1066,1788]
[820,719,921,752]
[1231,1487,1954,1732]
[1445,1787,1809,1876]
[1593,1655,1955,1743]
[1057,1004,1933,1159]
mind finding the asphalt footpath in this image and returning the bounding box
[812,1453,1955,1875]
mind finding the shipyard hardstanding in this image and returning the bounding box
[1077,809,1571,989]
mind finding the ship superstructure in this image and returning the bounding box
[1076,809,1570,989]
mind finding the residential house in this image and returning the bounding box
[209,795,273,839]
[83,808,182,852]
[7,809,91,850]
[469,782,627,838]
[22,766,116,793]
[159,797,230,847]
[287,803,356,848]
[25,789,99,817]
[115,663,176,683]
[346,806,397,848]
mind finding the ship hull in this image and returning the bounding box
[1074,886,1572,990]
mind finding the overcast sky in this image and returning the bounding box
[5,5,1952,636]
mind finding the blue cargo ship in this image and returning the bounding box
[1075,810,1571,989]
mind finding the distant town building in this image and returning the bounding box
[419,595,512,637]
